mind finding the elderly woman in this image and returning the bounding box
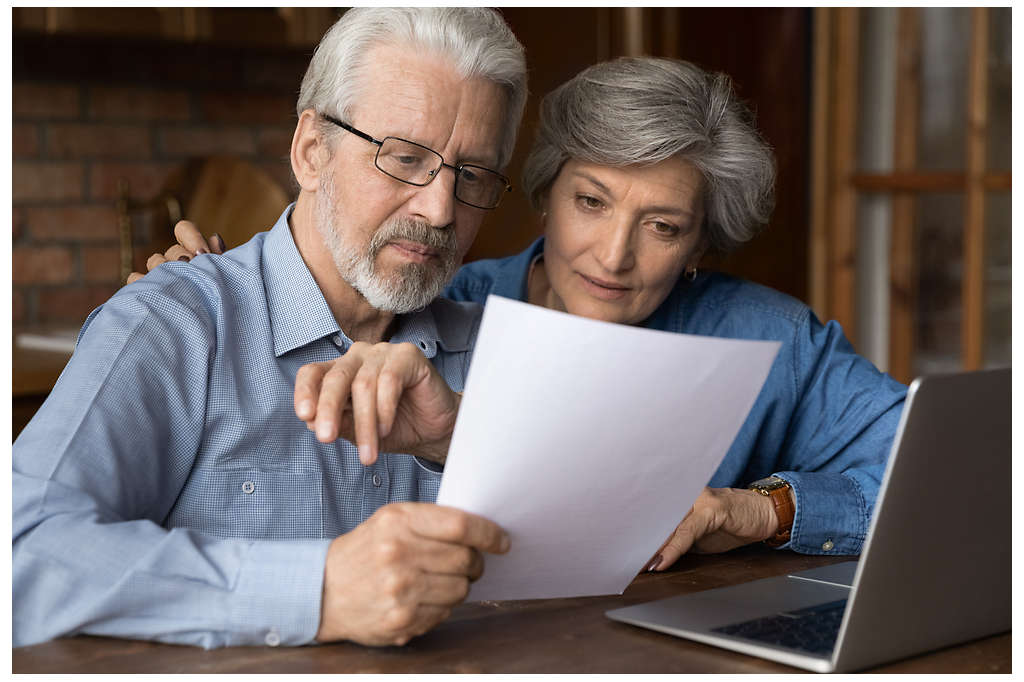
[146,57,905,570]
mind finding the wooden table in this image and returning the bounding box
[12,545,1010,673]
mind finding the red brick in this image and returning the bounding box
[88,161,176,201]
[159,126,256,158]
[13,83,81,119]
[256,127,294,158]
[13,206,27,241]
[48,123,152,159]
[82,246,124,283]
[12,289,27,325]
[13,123,40,158]
[89,86,191,122]
[24,205,120,242]
[37,285,120,325]
[13,247,75,285]
[200,92,295,126]
[13,162,85,202]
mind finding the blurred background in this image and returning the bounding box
[11,7,1012,433]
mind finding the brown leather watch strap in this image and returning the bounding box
[762,483,794,547]
[748,477,794,548]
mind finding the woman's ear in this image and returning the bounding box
[291,109,328,192]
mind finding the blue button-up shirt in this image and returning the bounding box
[444,238,907,556]
[13,208,481,649]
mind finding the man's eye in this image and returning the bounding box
[396,155,423,166]
[459,168,481,184]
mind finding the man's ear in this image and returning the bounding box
[291,109,328,192]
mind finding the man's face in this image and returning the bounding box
[316,43,508,313]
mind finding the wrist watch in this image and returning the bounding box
[747,475,794,547]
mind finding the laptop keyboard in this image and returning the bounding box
[710,599,848,656]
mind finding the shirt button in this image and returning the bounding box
[822,539,835,552]
[372,473,382,487]
[332,334,345,348]
[265,630,281,647]
[241,481,256,495]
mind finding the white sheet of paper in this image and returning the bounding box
[436,295,780,602]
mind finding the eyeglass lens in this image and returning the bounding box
[375,137,507,209]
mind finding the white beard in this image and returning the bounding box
[315,176,459,314]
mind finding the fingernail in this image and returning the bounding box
[212,233,224,250]
[317,423,332,441]
[195,247,209,256]
[358,443,372,463]
[500,533,510,553]
[645,555,663,572]
[297,400,313,418]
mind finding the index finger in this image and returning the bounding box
[409,504,510,555]
[173,220,214,256]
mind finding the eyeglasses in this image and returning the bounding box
[322,114,512,210]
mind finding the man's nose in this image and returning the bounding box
[408,167,457,228]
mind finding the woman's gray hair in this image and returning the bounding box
[523,57,776,253]
[298,7,527,169]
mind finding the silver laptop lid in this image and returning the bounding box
[832,368,1011,672]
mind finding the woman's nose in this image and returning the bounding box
[594,219,635,273]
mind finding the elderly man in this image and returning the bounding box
[13,8,527,649]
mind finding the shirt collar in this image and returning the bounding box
[261,205,475,358]
[488,236,545,300]
[262,206,341,357]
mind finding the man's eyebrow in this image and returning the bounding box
[571,170,697,218]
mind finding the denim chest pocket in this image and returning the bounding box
[165,467,324,540]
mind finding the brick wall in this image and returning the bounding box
[12,32,311,327]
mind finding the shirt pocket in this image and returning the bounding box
[166,467,324,540]
[416,474,442,503]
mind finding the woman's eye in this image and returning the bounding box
[651,221,680,236]
[577,195,603,210]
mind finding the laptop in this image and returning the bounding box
[606,368,1011,673]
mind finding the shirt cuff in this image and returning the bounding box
[224,538,332,647]
[773,471,869,555]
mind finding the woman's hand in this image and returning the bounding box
[294,341,461,466]
[126,220,226,284]
[645,487,780,571]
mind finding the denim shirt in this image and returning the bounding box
[444,237,907,556]
[13,208,482,649]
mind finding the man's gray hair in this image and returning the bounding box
[298,7,527,169]
[523,57,776,254]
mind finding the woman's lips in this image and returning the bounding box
[578,272,631,300]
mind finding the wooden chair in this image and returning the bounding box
[117,156,292,279]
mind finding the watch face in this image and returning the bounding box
[751,476,787,491]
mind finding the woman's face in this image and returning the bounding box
[540,157,706,325]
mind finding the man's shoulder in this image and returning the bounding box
[92,233,269,331]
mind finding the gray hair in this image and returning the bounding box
[522,57,776,254]
[297,7,528,169]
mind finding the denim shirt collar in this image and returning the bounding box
[488,236,546,301]
[261,205,472,358]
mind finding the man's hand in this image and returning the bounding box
[295,341,460,466]
[646,487,780,571]
[126,220,226,284]
[316,503,509,646]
